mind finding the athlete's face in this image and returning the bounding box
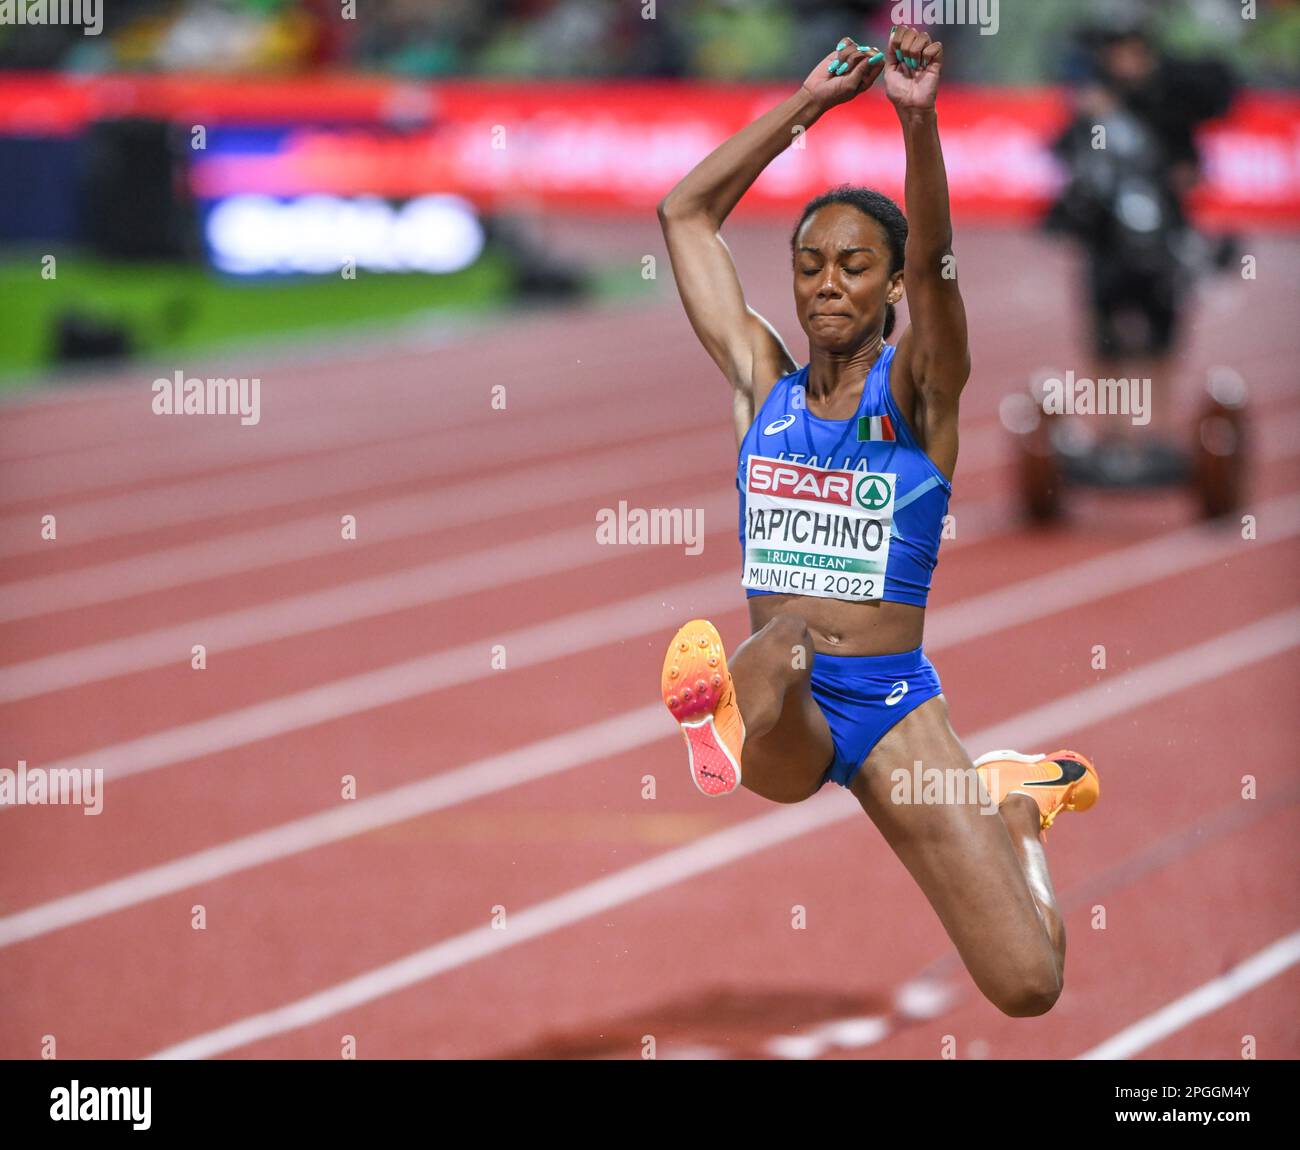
[793,204,903,350]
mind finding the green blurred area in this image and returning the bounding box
[9,0,1295,86]
[0,246,659,394]
[0,250,516,392]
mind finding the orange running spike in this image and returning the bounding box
[972,748,1099,833]
[660,619,745,797]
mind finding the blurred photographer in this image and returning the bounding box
[1044,11,1238,483]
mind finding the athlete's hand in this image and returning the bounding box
[801,36,886,113]
[883,25,943,111]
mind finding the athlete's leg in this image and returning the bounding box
[998,790,1066,981]
[849,695,1065,1017]
[729,614,836,805]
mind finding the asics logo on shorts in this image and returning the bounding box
[763,414,797,434]
[885,680,908,706]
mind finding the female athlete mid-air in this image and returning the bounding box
[656,28,1100,1017]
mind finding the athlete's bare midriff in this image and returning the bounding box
[748,593,925,656]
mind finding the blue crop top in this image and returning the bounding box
[736,343,952,607]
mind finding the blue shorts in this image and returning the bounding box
[811,644,944,789]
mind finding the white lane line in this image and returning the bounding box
[0,318,711,505]
[140,606,1300,1059]
[8,396,1299,625]
[0,324,664,496]
[0,489,732,702]
[3,343,1063,504]
[0,300,647,456]
[0,418,998,605]
[0,392,709,558]
[0,491,1004,702]
[0,426,723,624]
[765,1016,891,1060]
[11,569,737,787]
[1076,930,1300,1060]
[953,606,1300,755]
[0,300,662,456]
[0,389,613,505]
[928,491,1300,649]
[9,486,1294,792]
[0,297,1072,459]
[0,702,670,948]
[2,550,1294,952]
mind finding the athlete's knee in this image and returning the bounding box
[755,777,824,805]
[755,613,814,674]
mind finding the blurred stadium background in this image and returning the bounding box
[0,0,1296,382]
[0,0,1297,1062]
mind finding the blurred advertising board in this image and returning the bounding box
[2,75,1296,241]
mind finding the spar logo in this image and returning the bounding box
[855,473,893,511]
[747,457,854,506]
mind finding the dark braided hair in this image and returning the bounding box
[790,185,908,339]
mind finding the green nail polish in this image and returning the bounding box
[828,61,837,73]
[868,52,885,64]
[837,38,849,50]
[836,61,850,75]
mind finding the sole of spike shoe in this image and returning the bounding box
[661,619,742,797]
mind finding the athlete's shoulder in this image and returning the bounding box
[880,335,903,359]
[752,361,806,413]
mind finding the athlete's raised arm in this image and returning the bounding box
[885,26,971,481]
[658,40,885,441]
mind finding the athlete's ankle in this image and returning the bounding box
[999,791,1042,833]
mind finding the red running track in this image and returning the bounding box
[0,226,1297,1060]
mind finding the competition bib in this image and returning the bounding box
[742,455,894,601]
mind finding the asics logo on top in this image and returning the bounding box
[885,680,908,706]
[763,414,797,435]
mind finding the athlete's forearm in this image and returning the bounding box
[897,106,953,260]
[659,88,825,228]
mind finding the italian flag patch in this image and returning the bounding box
[856,413,896,442]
